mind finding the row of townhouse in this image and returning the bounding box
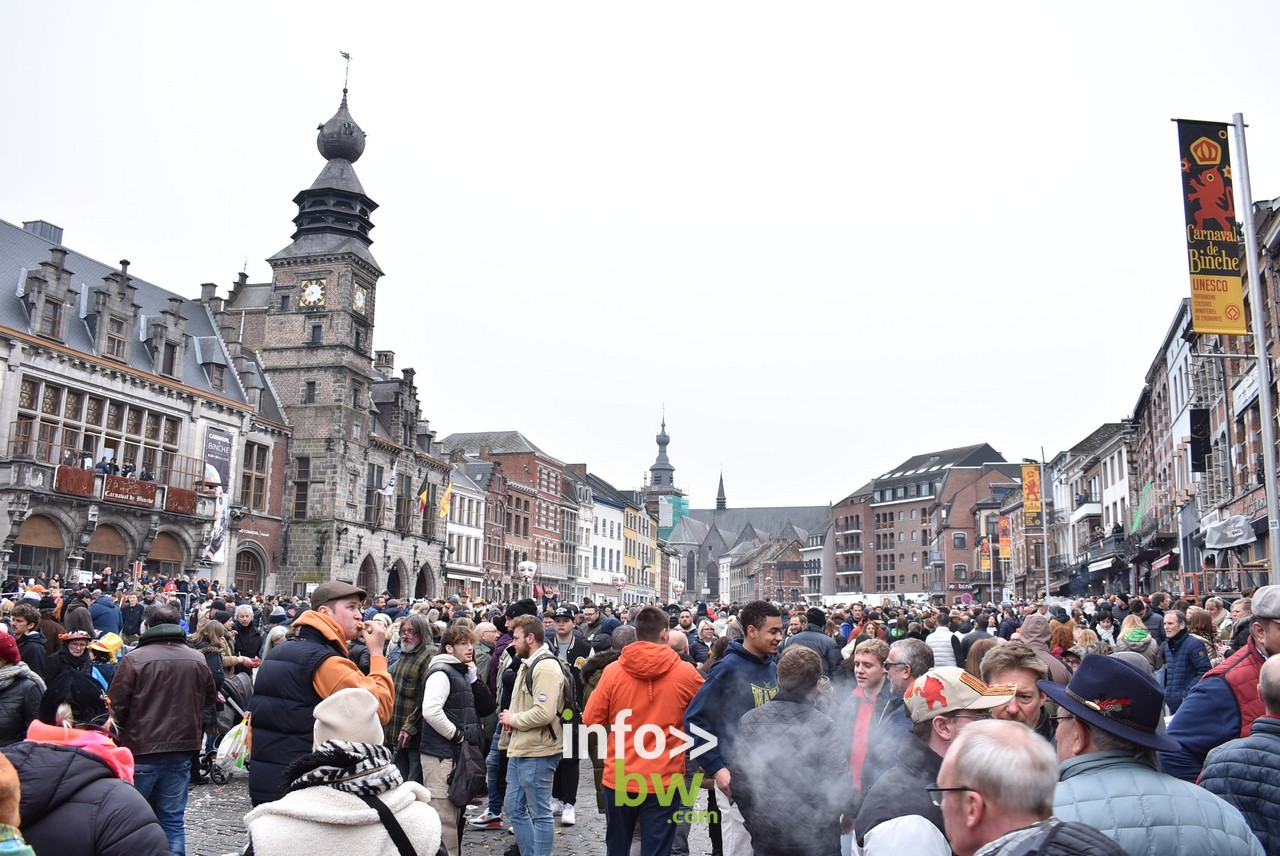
[0,90,681,606]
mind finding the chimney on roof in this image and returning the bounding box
[200,282,217,303]
[119,260,130,276]
[375,351,395,372]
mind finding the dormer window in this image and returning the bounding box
[105,316,128,359]
[161,342,177,377]
[209,364,225,391]
[39,299,63,338]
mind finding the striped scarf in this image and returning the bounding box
[285,740,403,796]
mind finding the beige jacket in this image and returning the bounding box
[503,646,563,758]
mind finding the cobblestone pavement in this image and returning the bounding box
[185,764,715,856]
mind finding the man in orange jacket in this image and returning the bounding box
[248,581,395,805]
[584,605,704,856]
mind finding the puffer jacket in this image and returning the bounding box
[1200,715,1280,854]
[1162,629,1212,714]
[3,727,170,855]
[0,664,43,745]
[924,625,959,668]
[735,692,854,856]
[1053,750,1263,855]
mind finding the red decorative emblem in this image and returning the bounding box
[910,675,948,710]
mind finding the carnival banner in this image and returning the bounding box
[1177,120,1246,335]
[998,516,1011,560]
[1021,463,1042,528]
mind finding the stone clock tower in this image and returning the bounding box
[248,89,429,596]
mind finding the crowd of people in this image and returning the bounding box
[0,575,1278,855]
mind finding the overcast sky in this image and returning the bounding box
[5,2,1279,510]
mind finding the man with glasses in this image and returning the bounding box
[1162,584,1280,781]
[859,638,934,794]
[933,719,1123,856]
[855,666,1014,856]
[1043,654,1262,855]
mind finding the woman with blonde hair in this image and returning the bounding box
[1114,613,1163,671]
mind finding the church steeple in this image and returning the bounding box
[716,471,726,511]
[649,416,675,487]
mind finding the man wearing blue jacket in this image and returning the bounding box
[684,600,781,856]
[1162,584,1280,781]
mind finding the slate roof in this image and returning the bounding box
[226,282,273,311]
[0,218,250,405]
[667,515,710,545]
[1069,423,1125,456]
[438,431,561,463]
[685,505,831,542]
[876,443,1006,482]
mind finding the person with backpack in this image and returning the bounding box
[498,614,566,856]
[421,624,495,856]
[547,605,590,826]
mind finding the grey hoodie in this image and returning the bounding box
[1020,613,1072,684]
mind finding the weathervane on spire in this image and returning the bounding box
[340,50,351,95]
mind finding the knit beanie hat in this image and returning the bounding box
[0,633,18,665]
[313,688,383,747]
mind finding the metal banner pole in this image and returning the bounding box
[1233,113,1280,583]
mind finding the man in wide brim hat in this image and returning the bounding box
[1043,654,1264,855]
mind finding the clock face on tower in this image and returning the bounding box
[354,285,368,314]
[299,278,327,307]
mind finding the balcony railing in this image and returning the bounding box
[1073,492,1100,509]
[7,427,206,491]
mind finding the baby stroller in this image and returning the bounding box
[201,670,253,784]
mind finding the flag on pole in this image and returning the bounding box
[438,480,453,519]
[417,476,431,514]
[377,463,397,497]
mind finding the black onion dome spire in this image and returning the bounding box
[287,89,378,248]
[650,417,675,487]
[316,90,366,163]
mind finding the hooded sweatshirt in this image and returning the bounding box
[1020,613,1073,684]
[682,639,777,777]
[583,639,704,791]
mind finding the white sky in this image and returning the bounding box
[4,2,1279,510]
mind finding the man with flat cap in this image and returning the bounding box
[248,581,394,805]
[1045,653,1263,855]
[1161,583,1280,781]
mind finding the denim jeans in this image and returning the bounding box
[603,786,679,856]
[134,756,191,854]
[395,746,423,785]
[506,754,558,856]
[484,731,504,815]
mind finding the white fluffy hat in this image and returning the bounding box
[313,688,384,747]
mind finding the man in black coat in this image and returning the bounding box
[735,646,855,856]
[778,607,842,676]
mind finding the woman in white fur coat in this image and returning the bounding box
[244,688,442,856]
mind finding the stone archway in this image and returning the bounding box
[356,555,377,596]
[414,562,436,600]
[386,560,406,600]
